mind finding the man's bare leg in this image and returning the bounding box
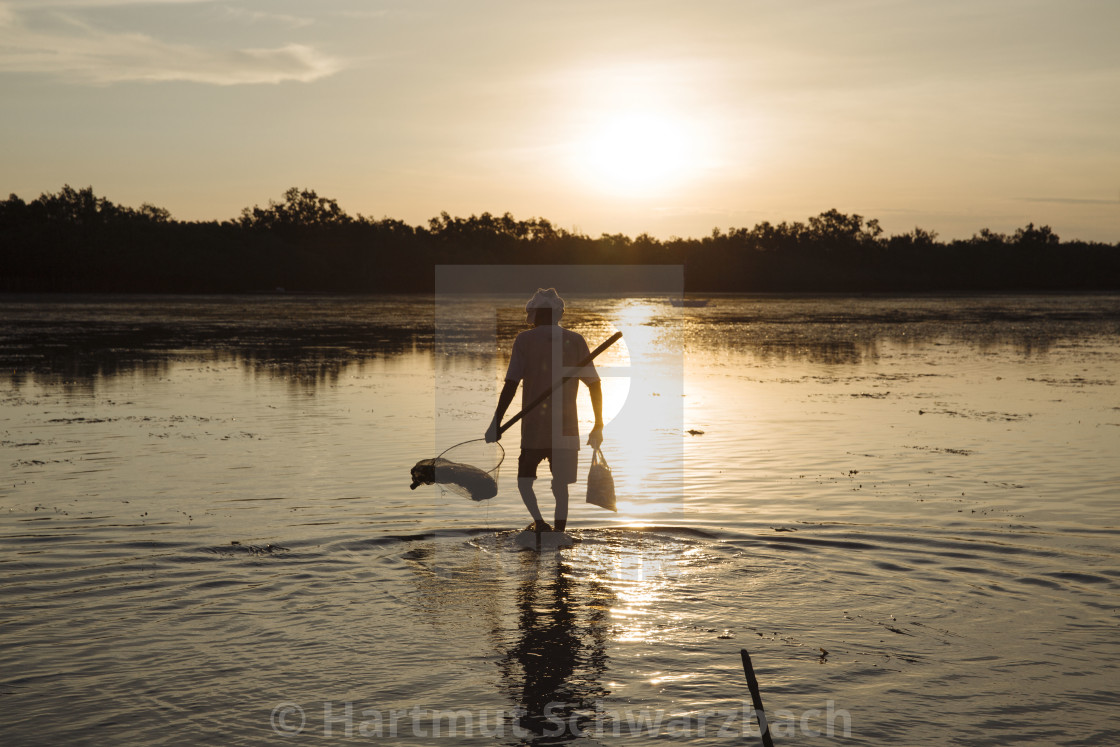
[551,480,569,532]
[518,477,549,530]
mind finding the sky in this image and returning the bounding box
[1,0,1118,242]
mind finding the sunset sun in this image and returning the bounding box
[574,111,700,198]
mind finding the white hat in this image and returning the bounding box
[525,288,565,317]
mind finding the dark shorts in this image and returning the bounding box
[518,448,579,484]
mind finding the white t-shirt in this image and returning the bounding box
[505,324,600,450]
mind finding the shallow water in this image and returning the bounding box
[2,293,1119,745]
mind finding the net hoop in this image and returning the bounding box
[437,438,505,469]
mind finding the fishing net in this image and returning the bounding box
[409,439,504,501]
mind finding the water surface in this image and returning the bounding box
[2,293,1118,745]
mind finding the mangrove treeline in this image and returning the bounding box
[2,186,1118,293]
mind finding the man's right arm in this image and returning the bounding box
[485,380,520,442]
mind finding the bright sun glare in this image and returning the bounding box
[575,301,684,521]
[576,111,699,198]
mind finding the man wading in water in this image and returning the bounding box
[485,289,604,533]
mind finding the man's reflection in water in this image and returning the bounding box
[497,552,612,744]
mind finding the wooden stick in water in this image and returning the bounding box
[740,648,776,747]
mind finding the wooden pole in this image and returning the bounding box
[740,648,776,747]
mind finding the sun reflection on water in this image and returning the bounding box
[576,532,692,644]
[576,299,685,516]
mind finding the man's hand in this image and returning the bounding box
[485,418,501,443]
[587,423,604,450]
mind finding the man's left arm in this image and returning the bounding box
[586,380,604,449]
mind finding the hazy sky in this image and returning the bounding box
[2,0,1118,241]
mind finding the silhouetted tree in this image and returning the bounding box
[1014,223,1059,246]
[239,187,353,230]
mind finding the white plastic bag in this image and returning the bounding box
[585,447,616,512]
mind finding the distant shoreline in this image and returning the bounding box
[3,186,1118,294]
[3,289,1120,299]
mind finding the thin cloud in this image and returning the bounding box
[220,6,315,30]
[331,9,393,21]
[0,5,343,84]
[4,0,215,7]
[1018,197,1120,206]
